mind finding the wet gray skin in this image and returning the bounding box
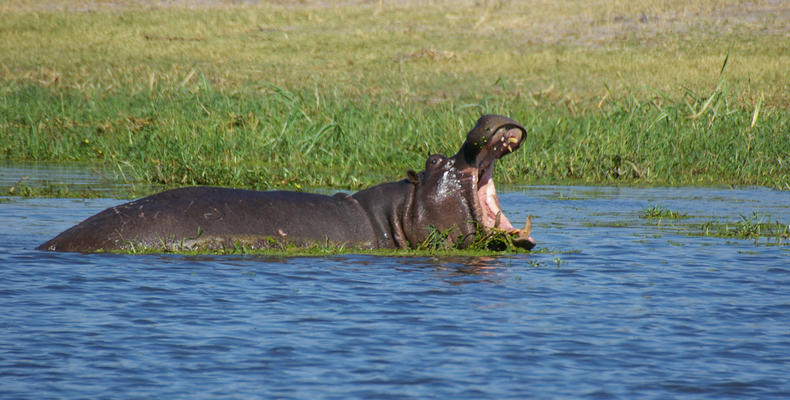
[37,114,535,252]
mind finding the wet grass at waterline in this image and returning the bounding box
[4,178,160,199]
[640,204,690,220]
[2,83,788,193]
[698,214,790,242]
[109,227,557,257]
[118,244,565,261]
[638,206,790,243]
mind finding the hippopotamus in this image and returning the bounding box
[37,114,536,253]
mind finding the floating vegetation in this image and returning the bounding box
[119,244,555,258]
[640,204,689,220]
[699,213,790,242]
[2,179,156,199]
[5,180,79,198]
[638,207,787,244]
[115,224,548,257]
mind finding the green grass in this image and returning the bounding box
[1,0,789,194]
[641,205,690,219]
[117,244,563,258]
[113,225,556,257]
[6,180,83,198]
[641,209,789,243]
[699,213,790,242]
[2,83,788,192]
[3,178,156,199]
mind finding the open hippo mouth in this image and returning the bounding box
[460,116,536,250]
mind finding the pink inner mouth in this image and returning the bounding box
[477,161,514,230]
[476,161,535,248]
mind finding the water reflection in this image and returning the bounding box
[0,161,157,197]
[1,161,110,186]
[387,255,520,285]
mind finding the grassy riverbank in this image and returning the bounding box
[1,0,788,193]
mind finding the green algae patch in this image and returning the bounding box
[641,210,790,244]
[102,226,549,257]
[114,243,538,258]
[4,179,120,199]
[698,214,790,242]
[640,205,691,220]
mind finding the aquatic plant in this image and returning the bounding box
[112,222,539,257]
[640,205,689,220]
[699,213,790,242]
[3,178,153,199]
[7,180,74,198]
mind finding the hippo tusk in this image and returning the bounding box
[522,215,532,237]
[510,215,536,250]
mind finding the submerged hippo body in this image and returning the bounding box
[38,115,536,252]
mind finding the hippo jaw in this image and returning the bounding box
[457,115,536,250]
[476,158,535,249]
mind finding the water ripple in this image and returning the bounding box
[1,186,789,399]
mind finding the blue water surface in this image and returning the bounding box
[1,185,789,399]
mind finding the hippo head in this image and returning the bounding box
[408,114,536,250]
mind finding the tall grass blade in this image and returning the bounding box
[688,90,718,120]
[302,122,337,157]
[719,52,730,77]
[750,92,763,129]
[181,69,196,87]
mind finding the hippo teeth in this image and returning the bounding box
[506,136,518,153]
[522,216,532,237]
[475,155,536,250]
[511,216,536,250]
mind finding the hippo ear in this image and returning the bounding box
[406,170,420,183]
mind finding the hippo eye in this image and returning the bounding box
[426,154,445,169]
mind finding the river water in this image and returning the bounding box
[1,177,789,398]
